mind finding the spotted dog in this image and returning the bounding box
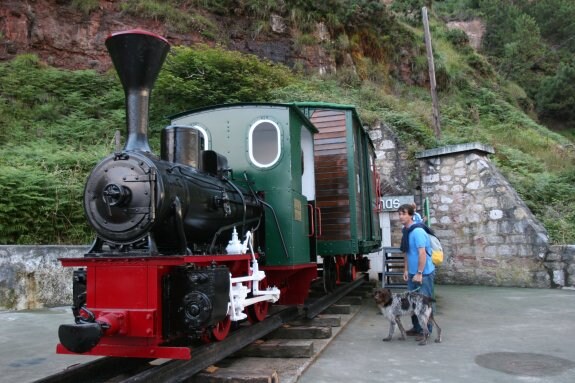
[373,288,442,345]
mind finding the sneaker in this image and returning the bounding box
[405,329,420,336]
[415,334,428,342]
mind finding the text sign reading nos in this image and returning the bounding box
[380,195,414,212]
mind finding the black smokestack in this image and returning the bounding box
[105,29,170,152]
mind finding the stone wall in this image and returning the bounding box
[416,143,551,287]
[0,245,86,310]
[367,127,575,289]
[547,245,575,288]
[368,122,417,196]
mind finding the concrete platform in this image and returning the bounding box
[0,296,362,382]
[299,285,575,383]
[0,307,99,382]
[1,285,574,382]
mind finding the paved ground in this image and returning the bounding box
[299,285,575,383]
[0,306,98,382]
[1,285,574,382]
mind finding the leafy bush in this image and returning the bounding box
[70,0,100,14]
[466,52,494,78]
[444,28,469,47]
[0,55,124,244]
[0,47,294,244]
[522,0,575,54]
[153,45,294,116]
[503,167,575,243]
[0,146,100,244]
[536,63,575,124]
[0,54,124,147]
[390,0,433,24]
[464,0,575,129]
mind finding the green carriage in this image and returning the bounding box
[170,102,381,300]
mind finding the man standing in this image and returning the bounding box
[398,203,435,340]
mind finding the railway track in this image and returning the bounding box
[34,276,369,383]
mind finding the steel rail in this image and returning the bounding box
[304,274,366,319]
[123,275,365,382]
[32,356,154,383]
[122,306,300,383]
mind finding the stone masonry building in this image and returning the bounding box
[368,126,574,289]
[416,143,550,287]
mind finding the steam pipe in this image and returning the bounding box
[105,29,170,152]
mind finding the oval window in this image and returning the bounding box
[249,120,281,168]
[192,125,209,150]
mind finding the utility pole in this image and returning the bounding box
[422,6,442,139]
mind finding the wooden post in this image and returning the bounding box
[422,6,441,139]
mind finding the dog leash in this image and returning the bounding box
[411,285,422,293]
[402,285,421,295]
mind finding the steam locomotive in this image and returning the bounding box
[56,29,381,359]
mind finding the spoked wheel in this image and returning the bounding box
[344,259,357,282]
[247,280,270,323]
[323,256,337,293]
[201,315,232,343]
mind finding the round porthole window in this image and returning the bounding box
[248,120,281,168]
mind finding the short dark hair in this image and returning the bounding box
[398,203,414,216]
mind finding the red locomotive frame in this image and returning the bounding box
[56,255,249,359]
[56,254,317,359]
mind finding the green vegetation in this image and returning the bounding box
[70,0,100,14]
[153,45,294,122]
[0,0,574,244]
[119,0,219,38]
[0,55,122,243]
[0,48,295,244]
[435,0,575,134]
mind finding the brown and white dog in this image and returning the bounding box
[373,288,442,345]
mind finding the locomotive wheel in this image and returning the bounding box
[345,260,357,281]
[337,256,349,282]
[201,316,232,343]
[323,257,337,293]
[247,280,269,323]
[211,316,232,341]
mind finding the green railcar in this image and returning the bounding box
[170,102,381,298]
[296,103,382,256]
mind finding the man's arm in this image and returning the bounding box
[403,252,408,281]
[412,246,427,283]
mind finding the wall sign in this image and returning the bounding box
[380,195,414,212]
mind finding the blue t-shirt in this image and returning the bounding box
[406,225,434,275]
